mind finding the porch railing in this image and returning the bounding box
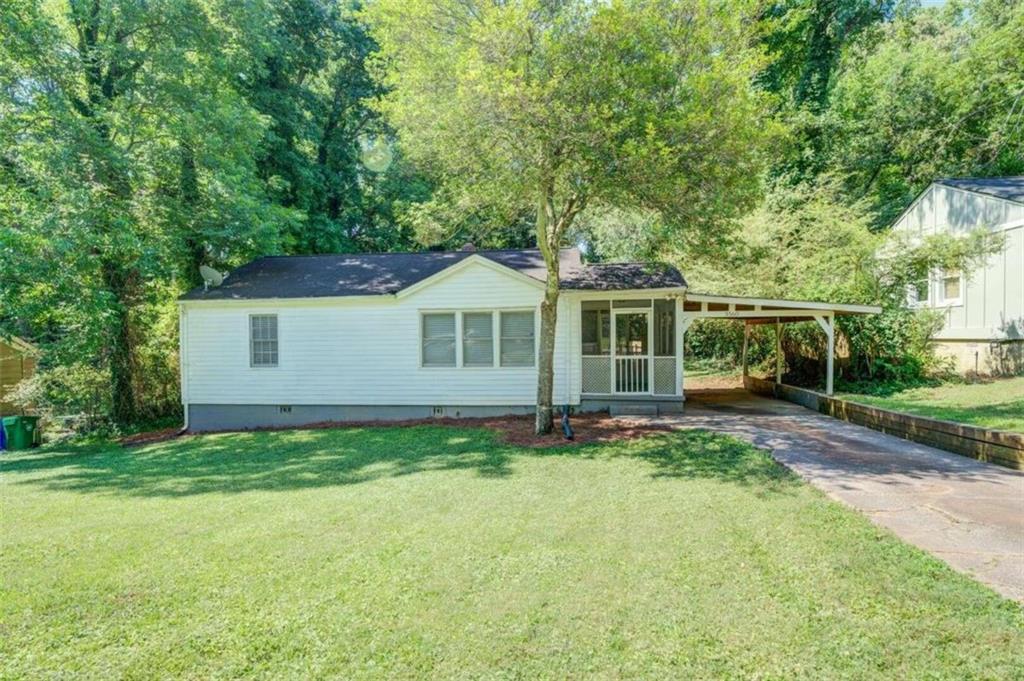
[616,356,649,393]
[581,355,678,395]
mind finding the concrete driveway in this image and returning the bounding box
[662,389,1024,602]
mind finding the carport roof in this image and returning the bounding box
[682,292,880,323]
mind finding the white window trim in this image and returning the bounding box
[419,311,458,368]
[418,307,537,369]
[461,311,496,368]
[937,268,963,307]
[249,313,279,368]
[908,272,933,309]
[499,309,538,368]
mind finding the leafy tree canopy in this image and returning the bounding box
[364,0,774,430]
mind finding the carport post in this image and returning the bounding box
[813,314,835,396]
[741,323,750,378]
[775,319,783,384]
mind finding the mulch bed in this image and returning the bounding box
[119,427,184,448]
[120,413,673,449]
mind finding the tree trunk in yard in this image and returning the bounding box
[535,269,560,434]
[535,185,581,435]
[101,261,138,426]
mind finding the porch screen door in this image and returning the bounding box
[613,311,650,393]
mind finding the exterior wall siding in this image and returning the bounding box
[181,262,574,415]
[892,185,1024,349]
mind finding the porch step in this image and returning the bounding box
[609,403,660,417]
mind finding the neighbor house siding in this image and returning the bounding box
[0,340,36,415]
[892,184,1024,343]
[180,261,574,409]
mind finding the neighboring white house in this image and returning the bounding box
[892,177,1024,375]
[179,247,876,431]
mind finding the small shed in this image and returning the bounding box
[1,337,37,415]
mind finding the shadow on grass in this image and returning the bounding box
[2,425,797,498]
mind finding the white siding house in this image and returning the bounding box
[179,247,877,431]
[891,178,1024,375]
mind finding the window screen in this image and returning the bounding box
[942,270,961,302]
[462,312,494,366]
[422,313,456,366]
[250,314,278,367]
[581,301,610,356]
[500,311,535,367]
[910,278,930,306]
[654,299,675,357]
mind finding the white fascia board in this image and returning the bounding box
[563,286,687,301]
[685,292,880,315]
[177,294,395,308]
[395,254,546,300]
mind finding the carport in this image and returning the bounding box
[680,293,881,397]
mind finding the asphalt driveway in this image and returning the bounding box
[661,389,1024,602]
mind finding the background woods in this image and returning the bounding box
[2,0,1022,429]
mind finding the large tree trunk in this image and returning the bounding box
[101,261,138,425]
[535,271,559,434]
[533,186,583,434]
[534,186,562,435]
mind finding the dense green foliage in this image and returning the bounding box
[599,0,1024,387]
[5,426,1023,676]
[1,0,426,425]
[2,0,1022,426]
[682,180,1002,386]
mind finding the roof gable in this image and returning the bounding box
[935,177,1024,205]
[394,253,546,299]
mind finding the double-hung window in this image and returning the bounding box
[250,314,278,367]
[422,313,457,367]
[462,312,494,366]
[939,269,962,305]
[909,276,930,307]
[421,310,535,368]
[500,311,535,367]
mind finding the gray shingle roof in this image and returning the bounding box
[936,177,1024,204]
[179,248,687,301]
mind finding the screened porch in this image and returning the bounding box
[580,298,680,397]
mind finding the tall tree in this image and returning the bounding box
[238,0,429,255]
[757,0,894,184]
[827,0,1024,225]
[365,0,771,432]
[1,0,278,423]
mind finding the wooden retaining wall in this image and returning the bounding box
[743,376,1024,470]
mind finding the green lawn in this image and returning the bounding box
[839,377,1024,434]
[2,427,1022,679]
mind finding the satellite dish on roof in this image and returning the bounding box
[199,265,225,291]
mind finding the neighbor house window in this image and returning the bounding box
[500,311,535,367]
[250,314,278,367]
[462,312,494,367]
[909,277,930,307]
[940,269,962,305]
[422,313,456,367]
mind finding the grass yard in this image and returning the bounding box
[839,376,1024,434]
[2,426,1022,679]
